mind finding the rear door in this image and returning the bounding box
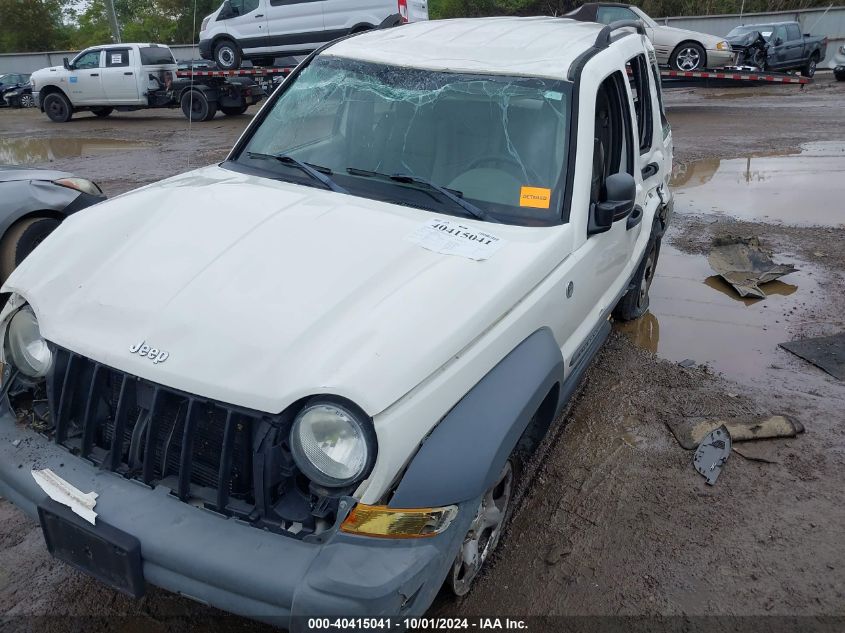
[68,49,106,105]
[405,0,428,21]
[100,47,140,103]
[266,0,326,52]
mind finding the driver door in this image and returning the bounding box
[68,50,106,105]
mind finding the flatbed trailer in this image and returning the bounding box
[659,68,811,86]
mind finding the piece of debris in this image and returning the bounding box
[779,332,845,381]
[679,358,696,368]
[694,426,731,485]
[11,439,21,447]
[666,415,803,450]
[31,469,98,525]
[733,445,779,464]
[708,236,797,299]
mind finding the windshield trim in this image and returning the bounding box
[226,52,575,227]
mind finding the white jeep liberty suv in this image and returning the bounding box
[0,16,673,628]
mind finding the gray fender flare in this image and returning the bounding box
[389,328,564,508]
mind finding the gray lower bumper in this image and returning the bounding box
[0,404,473,627]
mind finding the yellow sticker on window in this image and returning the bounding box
[519,186,552,209]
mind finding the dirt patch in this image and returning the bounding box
[1,75,845,629]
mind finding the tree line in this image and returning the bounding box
[0,0,835,54]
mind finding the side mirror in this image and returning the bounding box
[588,172,636,235]
[774,37,783,46]
[63,57,70,70]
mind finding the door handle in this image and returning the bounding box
[627,205,644,231]
[641,162,659,180]
[124,71,133,75]
[255,13,264,17]
[90,73,99,77]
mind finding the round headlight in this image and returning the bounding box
[6,306,53,378]
[290,402,373,488]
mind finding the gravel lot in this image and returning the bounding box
[1,73,844,631]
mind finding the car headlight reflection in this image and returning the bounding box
[716,40,730,51]
[6,306,53,378]
[290,402,374,488]
[53,177,102,196]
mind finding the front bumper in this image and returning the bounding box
[0,403,473,628]
[198,39,213,60]
[706,49,735,69]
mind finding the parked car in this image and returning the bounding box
[0,167,105,284]
[2,81,35,108]
[0,73,31,107]
[567,2,733,71]
[726,22,827,77]
[199,0,429,69]
[31,43,263,123]
[0,16,672,626]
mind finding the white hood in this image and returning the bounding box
[6,165,566,416]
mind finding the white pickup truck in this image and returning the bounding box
[31,43,263,122]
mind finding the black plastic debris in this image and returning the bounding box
[708,236,797,299]
[694,425,732,485]
[780,333,845,380]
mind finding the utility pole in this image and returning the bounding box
[104,0,122,43]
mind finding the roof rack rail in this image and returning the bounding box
[594,19,645,49]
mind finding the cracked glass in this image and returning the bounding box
[235,55,573,226]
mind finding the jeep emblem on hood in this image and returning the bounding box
[129,340,169,364]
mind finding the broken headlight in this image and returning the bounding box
[5,306,53,378]
[290,401,375,488]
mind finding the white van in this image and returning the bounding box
[199,0,429,69]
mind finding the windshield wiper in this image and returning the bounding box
[247,152,348,194]
[346,167,499,223]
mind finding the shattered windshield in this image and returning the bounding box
[233,56,573,225]
[728,25,775,40]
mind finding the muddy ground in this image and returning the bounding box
[1,74,844,631]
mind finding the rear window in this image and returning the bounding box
[139,47,175,65]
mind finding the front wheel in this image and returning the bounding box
[0,217,61,283]
[42,92,73,123]
[448,460,515,597]
[801,54,818,78]
[670,42,706,71]
[214,39,242,70]
[613,225,662,322]
[20,94,35,108]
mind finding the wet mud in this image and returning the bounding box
[1,76,845,629]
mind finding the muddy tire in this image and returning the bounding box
[801,54,818,78]
[221,105,248,116]
[91,107,113,118]
[0,217,61,283]
[670,42,706,71]
[836,68,845,82]
[181,90,217,122]
[448,459,517,597]
[214,39,242,70]
[613,223,662,322]
[42,92,73,123]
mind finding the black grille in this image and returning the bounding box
[45,347,259,517]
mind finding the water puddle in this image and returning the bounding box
[0,137,152,165]
[616,244,826,387]
[670,142,845,227]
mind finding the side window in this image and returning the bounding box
[786,23,801,42]
[105,49,130,68]
[773,25,787,44]
[230,0,259,14]
[649,57,670,139]
[626,54,653,154]
[74,51,102,69]
[596,6,637,24]
[591,71,634,206]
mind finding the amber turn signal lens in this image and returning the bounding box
[340,504,458,539]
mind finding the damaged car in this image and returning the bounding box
[0,16,673,626]
[726,21,827,76]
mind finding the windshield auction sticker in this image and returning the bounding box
[519,186,551,209]
[406,219,504,261]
